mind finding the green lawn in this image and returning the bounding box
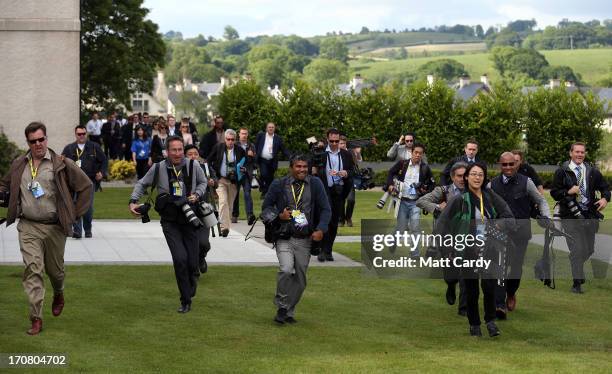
[350,48,612,86]
[0,265,610,372]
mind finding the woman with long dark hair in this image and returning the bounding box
[131,126,152,179]
[435,162,514,337]
[151,120,169,163]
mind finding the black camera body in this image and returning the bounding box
[354,167,376,190]
[174,197,202,227]
[226,162,237,182]
[563,195,584,219]
[136,203,151,223]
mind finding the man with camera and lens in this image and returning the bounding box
[417,161,468,315]
[550,142,609,294]
[262,154,331,324]
[129,136,208,313]
[185,144,218,275]
[207,129,246,237]
[387,142,435,256]
[489,152,550,319]
[314,128,355,262]
[0,122,93,335]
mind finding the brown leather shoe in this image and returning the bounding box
[27,318,43,335]
[52,293,65,317]
[506,294,516,311]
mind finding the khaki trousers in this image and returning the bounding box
[216,177,237,231]
[17,218,67,320]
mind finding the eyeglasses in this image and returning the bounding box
[28,136,46,145]
[405,139,414,143]
[226,138,235,141]
[468,173,485,178]
[181,126,189,128]
[501,162,515,167]
[76,132,87,136]
[328,140,339,143]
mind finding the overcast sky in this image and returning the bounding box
[143,0,610,38]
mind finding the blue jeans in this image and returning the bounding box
[73,188,95,236]
[232,175,254,217]
[395,200,421,254]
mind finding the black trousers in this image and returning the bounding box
[322,185,345,255]
[258,159,276,194]
[463,275,496,326]
[340,186,356,222]
[444,265,467,312]
[562,219,598,282]
[495,235,530,307]
[161,221,199,305]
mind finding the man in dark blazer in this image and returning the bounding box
[101,112,122,160]
[440,139,482,185]
[315,128,355,261]
[255,122,291,194]
[207,129,247,236]
[232,127,257,225]
[550,142,610,294]
[199,115,226,160]
[121,114,138,161]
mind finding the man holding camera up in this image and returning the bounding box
[551,142,609,294]
[316,128,354,262]
[387,143,434,256]
[417,161,468,315]
[262,155,331,324]
[129,136,208,313]
[0,122,93,335]
[208,129,246,237]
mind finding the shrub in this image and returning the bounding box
[109,159,136,180]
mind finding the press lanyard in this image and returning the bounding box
[291,183,305,210]
[226,148,233,166]
[172,164,182,179]
[28,157,39,179]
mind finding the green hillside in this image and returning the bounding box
[324,32,482,53]
[350,48,612,86]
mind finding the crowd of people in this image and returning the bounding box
[0,117,609,338]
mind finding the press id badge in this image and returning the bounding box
[29,181,45,199]
[291,209,308,229]
[76,160,82,168]
[172,181,184,196]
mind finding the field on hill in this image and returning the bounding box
[350,48,612,86]
[339,32,481,53]
[365,42,487,58]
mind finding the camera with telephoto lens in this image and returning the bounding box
[563,195,584,219]
[354,167,376,190]
[197,202,219,228]
[136,203,151,223]
[174,198,202,227]
[307,137,327,170]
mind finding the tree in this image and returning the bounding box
[359,26,370,34]
[490,46,548,80]
[475,25,484,38]
[283,35,319,56]
[81,0,166,111]
[484,26,496,38]
[319,38,349,63]
[223,25,239,40]
[0,132,21,176]
[303,58,349,84]
[506,19,537,33]
[540,65,582,85]
[398,47,408,59]
[250,59,285,87]
[218,80,278,131]
[418,59,467,81]
[174,91,209,124]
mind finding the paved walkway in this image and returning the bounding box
[0,220,360,267]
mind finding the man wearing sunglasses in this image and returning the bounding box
[489,152,550,319]
[62,125,108,238]
[0,122,92,335]
[314,128,354,262]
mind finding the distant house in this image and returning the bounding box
[522,80,612,132]
[166,77,230,118]
[451,75,492,101]
[337,74,375,95]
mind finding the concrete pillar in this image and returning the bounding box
[0,0,80,152]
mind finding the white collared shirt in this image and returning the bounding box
[402,160,420,198]
[261,133,274,160]
[325,146,343,187]
[569,160,588,204]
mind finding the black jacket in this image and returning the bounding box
[316,149,355,200]
[151,135,168,163]
[61,141,108,181]
[262,175,332,234]
[550,161,610,219]
[207,142,247,184]
[441,155,483,186]
[386,160,435,197]
[236,141,257,178]
[199,129,225,160]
